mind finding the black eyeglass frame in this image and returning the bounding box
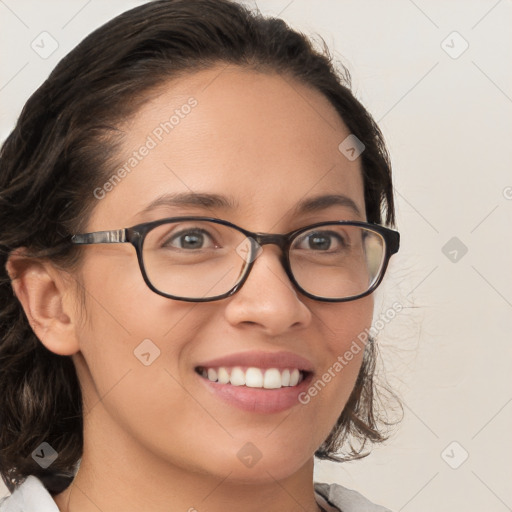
[70,216,400,303]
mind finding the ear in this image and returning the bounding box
[6,249,80,356]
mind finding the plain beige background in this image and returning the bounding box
[1,1,511,511]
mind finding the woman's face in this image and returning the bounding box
[71,64,373,483]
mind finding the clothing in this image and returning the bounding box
[0,475,392,511]
[314,482,392,511]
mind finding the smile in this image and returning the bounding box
[194,350,314,413]
[196,366,306,389]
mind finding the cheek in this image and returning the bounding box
[73,264,224,467]
[76,248,208,340]
[73,255,208,407]
[316,294,374,359]
[302,295,374,419]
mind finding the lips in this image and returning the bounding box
[195,350,314,373]
[194,351,314,413]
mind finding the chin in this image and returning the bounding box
[199,442,314,484]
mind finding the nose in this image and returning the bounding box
[223,246,312,336]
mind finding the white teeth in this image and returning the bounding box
[230,367,246,386]
[263,368,282,389]
[281,369,290,386]
[207,368,217,382]
[245,367,263,388]
[199,366,306,389]
[217,367,230,384]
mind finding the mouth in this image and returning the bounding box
[193,351,314,414]
[195,366,309,389]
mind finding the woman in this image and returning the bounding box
[0,1,400,510]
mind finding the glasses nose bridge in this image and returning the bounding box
[250,232,289,252]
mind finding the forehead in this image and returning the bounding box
[90,65,365,229]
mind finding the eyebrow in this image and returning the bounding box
[137,192,238,215]
[137,192,362,218]
[293,194,363,218]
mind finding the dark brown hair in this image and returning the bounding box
[0,0,396,495]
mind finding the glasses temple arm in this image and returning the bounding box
[71,229,127,245]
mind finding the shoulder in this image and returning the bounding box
[0,476,59,512]
[314,481,393,512]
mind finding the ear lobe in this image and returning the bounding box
[6,251,80,356]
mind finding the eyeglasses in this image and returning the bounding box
[70,217,400,302]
